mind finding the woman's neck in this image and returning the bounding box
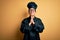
[30,15,35,19]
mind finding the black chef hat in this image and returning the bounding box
[27,2,37,9]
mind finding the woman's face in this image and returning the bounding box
[29,8,36,16]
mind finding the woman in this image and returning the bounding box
[20,2,44,40]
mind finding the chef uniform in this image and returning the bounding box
[20,2,44,40]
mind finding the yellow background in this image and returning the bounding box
[0,0,60,40]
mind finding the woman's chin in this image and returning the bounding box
[31,15,34,16]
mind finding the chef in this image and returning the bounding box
[20,2,44,40]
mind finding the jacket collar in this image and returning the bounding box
[28,16,36,20]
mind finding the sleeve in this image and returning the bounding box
[20,19,32,33]
[33,19,44,33]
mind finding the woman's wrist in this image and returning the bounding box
[29,22,31,26]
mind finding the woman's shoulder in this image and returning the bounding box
[22,17,29,23]
[35,17,42,21]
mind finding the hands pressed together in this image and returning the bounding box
[29,16,35,26]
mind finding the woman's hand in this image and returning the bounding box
[29,16,35,26]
